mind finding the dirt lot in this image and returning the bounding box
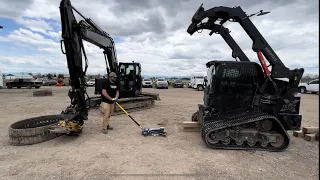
[0,86,318,180]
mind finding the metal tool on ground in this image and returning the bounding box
[115,101,167,137]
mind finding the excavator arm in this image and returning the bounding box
[187,20,250,62]
[187,4,304,84]
[58,0,119,127]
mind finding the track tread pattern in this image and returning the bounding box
[89,95,156,116]
[201,111,290,152]
[9,115,63,146]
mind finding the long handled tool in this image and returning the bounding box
[115,102,167,137]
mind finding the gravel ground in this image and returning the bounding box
[0,86,318,180]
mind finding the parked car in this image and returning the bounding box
[299,79,319,94]
[6,78,42,89]
[86,79,95,86]
[142,78,153,88]
[155,78,168,89]
[38,78,57,86]
[173,79,184,88]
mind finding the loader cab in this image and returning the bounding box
[94,62,142,98]
[203,61,265,116]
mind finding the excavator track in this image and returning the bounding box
[87,95,156,115]
[201,112,290,152]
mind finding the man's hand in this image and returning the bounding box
[112,98,118,103]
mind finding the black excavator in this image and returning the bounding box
[187,4,304,151]
[49,0,158,135]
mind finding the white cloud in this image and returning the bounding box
[15,17,53,34]
[0,0,318,76]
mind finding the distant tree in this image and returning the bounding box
[47,73,53,79]
[58,74,64,79]
[301,74,319,83]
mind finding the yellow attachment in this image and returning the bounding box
[58,120,66,127]
[58,120,83,131]
[67,121,83,130]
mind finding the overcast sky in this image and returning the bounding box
[0,0,318,76]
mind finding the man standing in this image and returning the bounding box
[101,72,119,134]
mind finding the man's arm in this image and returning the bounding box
[115,82,120,99]
[115,90,119,99]
[102,89,113,101]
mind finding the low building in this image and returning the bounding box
[4,74,33,80]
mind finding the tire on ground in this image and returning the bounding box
[33,89,53,97]
[9,114,63,146]
[191,111,198,122]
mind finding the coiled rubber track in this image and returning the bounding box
[9,115,64,146]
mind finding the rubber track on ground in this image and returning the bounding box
[33,89,53,97]
[9,115,64,146]
[201,111,290,152]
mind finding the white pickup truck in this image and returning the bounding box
[188,73,205,91]
[299,79,319,94]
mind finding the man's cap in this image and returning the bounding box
[109,72,117,77]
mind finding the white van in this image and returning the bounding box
[188,73,205,91]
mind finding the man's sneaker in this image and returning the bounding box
[102,129,108,134]
[107,125,113,130]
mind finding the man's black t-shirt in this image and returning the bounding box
[101,79,119,104]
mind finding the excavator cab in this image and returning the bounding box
[118,62,142,98]
[94,62,142,98]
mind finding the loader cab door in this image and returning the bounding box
[203,65,216,106]
[210,62,264,116]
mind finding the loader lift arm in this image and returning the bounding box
[187,4,304,83]
[58,0,119,127]
[187,20,250,62]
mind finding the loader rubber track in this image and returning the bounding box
[9,115,63,146]
[201,111,290,152]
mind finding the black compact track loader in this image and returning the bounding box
[187,4,304,152]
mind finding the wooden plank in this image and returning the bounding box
[302,127,319,134]
[293,130,304,137]
[304,134,316,141]
[182,121,200,128]
[183,127,201,132]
